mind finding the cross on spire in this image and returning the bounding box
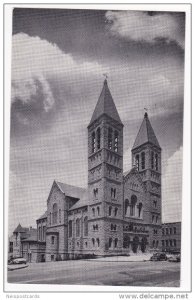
[103,73,108,80]
[144,108,148,118]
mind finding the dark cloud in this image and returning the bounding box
[12,8,185,65]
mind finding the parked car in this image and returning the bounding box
[12,257,27,264]
[168,254,180,262]
[150,252,167,261]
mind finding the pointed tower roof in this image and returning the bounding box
[88,79,123,127]
[132,112,161,150]
[13,223,28,233]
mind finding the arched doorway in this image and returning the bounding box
[123,235,130,249]
[141,237,147,253]
[132,236,139,253]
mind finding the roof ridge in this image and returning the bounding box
[56,180,86,191]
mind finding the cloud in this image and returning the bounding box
[11,33,108,127]
[12,75,55,115]
[12,33,107,81]
[162,147,183,222]
[105,11,185,49]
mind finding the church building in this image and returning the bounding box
[36,79,162,262]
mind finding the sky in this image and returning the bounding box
[9,8,185,234]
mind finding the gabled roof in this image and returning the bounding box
[37,211,47,221]
[88,80,123,127]
[68,190,89,211]
[13,223,29,233]
[21,229,37,243]
[132,113,160,150]
[55,181,86,199]
[124,167,146,192]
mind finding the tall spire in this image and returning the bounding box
[88,80,123,127]
[132,113,160,150]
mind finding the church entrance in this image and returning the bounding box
[132,236,139,253]
[140,237,147,253]
[123,235,130,249]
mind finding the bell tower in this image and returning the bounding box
[131,112,162,250]
[87,79,124,255]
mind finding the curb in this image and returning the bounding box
[86,259,149,263]
[8,265,29,271]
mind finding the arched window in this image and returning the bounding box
[84,217,88,236]
[43,226,46,241]
[125,199,129,216]
[152,240,155,248]
[96,238,100,247]
[156,216,159,224]
[141,152,145,170]
[155,153,158,171]
[97,206,100,216]
[53,203,58,224]
[114,238,118,248]
[111,224,116,231]
[38,227,41,241]
[114,207,118,216]
[92,131,95,153]
[109,206,112,216]
[114,188,116,198]
[97,128,101,150]
[92,238,95,247]
[93,188,98,198]
[109,238,112,248]
[151,151,154,169]
[68,220,72,237]
[76,218,80,237]
[92,208,95,217]
[59,209,61,223]
[114,131,119,152]
[130,195,137,216]
[138,202,143,218]
[108,128,113,150]
[135,154,139,171]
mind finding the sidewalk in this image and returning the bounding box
[8,264,29,271]
[88,253,151,262]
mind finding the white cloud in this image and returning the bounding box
[11,33,108,124]
[106,11,184,49]
[12,33,107,82]
[162,147,183,222]
[12,75,55,113]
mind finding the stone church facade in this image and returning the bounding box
[36,79,162,262]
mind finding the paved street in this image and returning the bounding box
[7,259,180,287]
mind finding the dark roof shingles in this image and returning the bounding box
[132,113,160,150]
[89,80,123,126]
